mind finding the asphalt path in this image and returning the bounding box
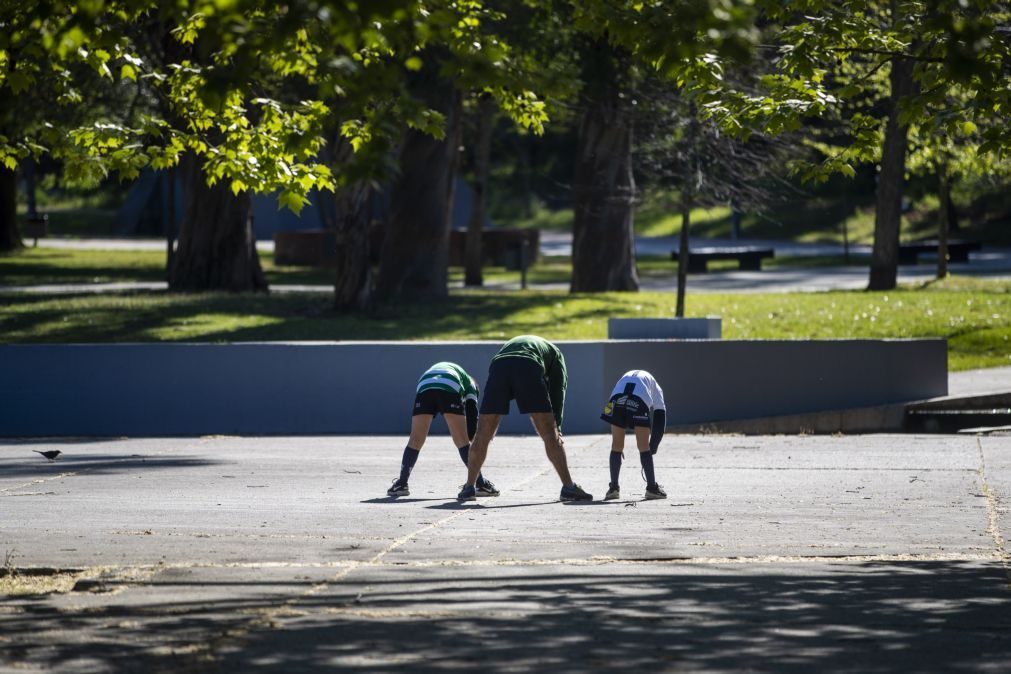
[2,433,1009,673]
[7,235,1008,295]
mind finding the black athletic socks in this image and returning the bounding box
[399,447,421,483]
[610,451,622,485]
[639,451,656,487]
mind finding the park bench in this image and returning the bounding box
[22,214,48,247]
[670,246,775,273]
[898,239,981,265]
[449,228,540,268]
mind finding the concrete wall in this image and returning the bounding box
[0,339,946,437]
[608,318,721,339]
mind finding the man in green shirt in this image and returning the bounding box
[458,335,592,502]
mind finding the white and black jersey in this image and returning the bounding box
[600,370,667,453]
[608,370,666,414]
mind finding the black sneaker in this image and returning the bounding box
[645,483,667,500]
[476,478,500,497]
[560,483,593,501]
[604,483,620,500]
[457,484,477,502]
[387,479,410,497]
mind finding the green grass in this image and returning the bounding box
[0,248,335,286]
[505,191,988,247]
[16,205,119,238]
[1,276,1007,371]
[0,248,876,290]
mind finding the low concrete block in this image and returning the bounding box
[608,318,721,340]
[0,339,946,437]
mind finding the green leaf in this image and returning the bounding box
[121,64,137,81]
[8,70,31,93]
[278,190,309,214]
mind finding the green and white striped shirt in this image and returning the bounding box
[416,362,479,403]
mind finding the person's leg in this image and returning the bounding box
[530,412,573,486]
[636,425,665,498]
[610,425,625,487]
[408,414,432,450]
[444,413,471,461]
[397,414,432,484]
[634,425,654,484]
[466,413,501,487]
[446,414,496,493]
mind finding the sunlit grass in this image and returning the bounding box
[0,248,334,286]
[2,278,1007,371]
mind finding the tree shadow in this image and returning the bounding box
[2,560,1010,673]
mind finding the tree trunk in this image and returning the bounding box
[464,95,495,287]
[166,166,176,282]
[675,198,691,317]
[868,56,916,291]
[23,158,38,218]
[571,40,638,292]
[331,138,374,311]
[0,166,21,252]
[169,153,267,292]
[937,165,951,280]
[375,88,462,302]
[946,188,959,233]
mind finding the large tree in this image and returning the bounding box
[375,73,463,301]
[169,153,266,292]
[869,53,917,290]
[742,1,1011,290]
[570,39,639,292]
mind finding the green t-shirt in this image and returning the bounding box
[492,335,567,429]
[416,362,479,403]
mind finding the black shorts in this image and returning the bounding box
[413,388,464,417]
[600,393,650,429]
[479,357,552,416]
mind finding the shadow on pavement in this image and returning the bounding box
[361,497,449,504]
[0,454,224,479]
[425,500,560,510]
[3,560,1010,673]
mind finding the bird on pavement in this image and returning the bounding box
[33,450,62,462]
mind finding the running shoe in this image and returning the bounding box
[604,483,620,500]
[560,483,593,501]
[387,478,410,497]
[476,477,500,497]
[457,484,477,502]
[644,483,667,500]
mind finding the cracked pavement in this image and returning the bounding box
[2,433,1009,673]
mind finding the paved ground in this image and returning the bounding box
[2,433,1009,673]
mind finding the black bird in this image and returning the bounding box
[33,450,61,462]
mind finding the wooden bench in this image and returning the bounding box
[670,246,775,273]
[449,228,540,267]
[22,215,48,247]
[898,239,981,265]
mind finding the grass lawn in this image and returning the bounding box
[1,267,1007,370]
[0,248,335,286]
[508,191,1011,247]
[2,248,869,289]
